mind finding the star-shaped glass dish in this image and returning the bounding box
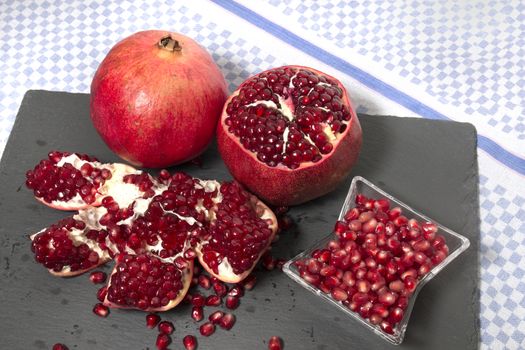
[283,176,470,345]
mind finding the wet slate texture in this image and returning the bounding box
[0,90,479,349]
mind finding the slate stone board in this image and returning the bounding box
[0,90,480,350]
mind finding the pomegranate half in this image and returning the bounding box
[217,65,362,206]
[90,30,228,168]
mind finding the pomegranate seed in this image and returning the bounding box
[242,274,257,290]
[344,208,360,221]
[262,253,276,270]
[342,271,355,287]
[156,333,171,350]
[388,207,402,220]
[219,313,236,330]
[356,194,367,205]
[374,198,390,211]
[369,313,383,325]
[393,215,408,227]
[93,303,109,318]
[334,221,347,234]
[378,290,398,306]
[213,282,228,297]
[389,307,404,323]
[199,322,215,336]
[397,296,409,309]
[331,287,348,301]
[191,293,205,307]
[226,296,240,309]
[404,277,417,294]
[422,222,438,240]
[158,321,174,335]
[198,275,211,289]
[146,313,161,329]
[380,320,394,334]
[320,265,337,277]
[191,306,203,322]
[183,335,197,350]
[209,311,224,324]
[96,286,108,302]
[228,285,244,298]
[358,211,374,223]
[206,295,222,307]
[268,336,283,350]
[89,271,107,284]
[389,280,405,293]
[52,344,69,350]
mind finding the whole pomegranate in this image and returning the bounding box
[217,66,362,206]
[90,30,228,168]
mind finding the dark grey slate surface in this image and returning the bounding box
[0,90,479,350]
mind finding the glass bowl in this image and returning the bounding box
[283,176,470,345]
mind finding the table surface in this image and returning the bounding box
[0,1,523,349]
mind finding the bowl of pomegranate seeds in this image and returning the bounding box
[283,176,470,345]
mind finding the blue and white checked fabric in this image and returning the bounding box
[0,1,523,348]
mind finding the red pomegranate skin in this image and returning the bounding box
[90,30,228,168]
[217,66,362,206]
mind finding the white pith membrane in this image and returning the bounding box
[29,165,278,310]
[224,67,351,169]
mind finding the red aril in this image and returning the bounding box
[217,66,362,206]
[268,336,283,350]
[146,314,161,329]
[183,335,197,350]
[90,30,227,168]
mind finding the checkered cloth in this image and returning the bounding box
[0,1,523,348]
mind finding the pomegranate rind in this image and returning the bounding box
[217,65,363,206]
[103,258,194,312]
[196,195,278,283]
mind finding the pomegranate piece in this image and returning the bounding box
[146,313,161,329]
[93,303,109,317]
[183,335,198,350]
[30,217,107,277]
[199,322,216,337]
[197,182,278,283]
[91,30,228,168]
[217,65,362,206]
[219,313,236,330]
[295,193,450,335]
[156,333,171,350]
[268,336,283,350]
[52,344,69,350]
[104,254,192,312]
[25,151,140,210]
[89,271,107,284]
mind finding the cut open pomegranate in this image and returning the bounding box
[217,66,362,206]
[25,151,145,210]
[27,152,278,311]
